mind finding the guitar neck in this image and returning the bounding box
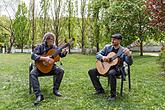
[111,45,133,60]
[51,43,70,58]
[51,38,75,58]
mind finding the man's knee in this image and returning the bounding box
[56,68,64,76]
[108,70,117,77]
[30,68,39,77]
[60,68,64,74]
[88,69,92,75]
[88,69,96,76]
[30,69,35,76]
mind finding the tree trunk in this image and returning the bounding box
[139,28,143,56]
[80,0,86,54]
[68,0,71,53]
[95,11,99,52]
[55,22,59,46]
[140,40,143,56]
[7,33,14,53]
[31,0,35,52]
[138,10,143,56]
[81,18,85,54]
[54,0,61,47]
[96,42,99,52]
[21,43,23,53]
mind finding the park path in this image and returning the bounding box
[143,52,159,56]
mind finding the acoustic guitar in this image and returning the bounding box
[96,40,140,75]
[35,38,75,73]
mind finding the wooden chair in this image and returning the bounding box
[29,63,56,94]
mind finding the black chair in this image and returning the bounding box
[29,63,56,94]
[107,62,131,96]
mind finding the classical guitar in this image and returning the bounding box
[96,40,140,75]
[35,38,75,73]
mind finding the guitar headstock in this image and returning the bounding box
[128,40,140,49]
[68,38,75,45]
[63,38,75,48]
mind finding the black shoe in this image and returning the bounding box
[53,90,62,97]
[107,95,116,101]
[94,89,105,95]
[34,95,44,106]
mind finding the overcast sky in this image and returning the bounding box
[0,0,83,18]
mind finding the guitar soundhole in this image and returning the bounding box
[43,62,48,66]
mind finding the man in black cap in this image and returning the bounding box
[88,33,133,101]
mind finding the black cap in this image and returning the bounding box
[111,33,122,40]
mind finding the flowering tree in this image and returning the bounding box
[145,0,165,31]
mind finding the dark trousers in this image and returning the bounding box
[88,68,119,97]
[30,65,64,97]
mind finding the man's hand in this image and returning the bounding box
[44,56,54,64]
[102,56,109,62]
[123,48,132,57]
[61,48,68,55]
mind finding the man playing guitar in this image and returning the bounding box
[30,32,67,105]
[88,33,133,101]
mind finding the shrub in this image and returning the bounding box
[158,51,165,72]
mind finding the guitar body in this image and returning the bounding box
[35,49,60,73]
[96,52,118,75]
[96,40,140,75]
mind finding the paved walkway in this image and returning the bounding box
[143,52,159,56]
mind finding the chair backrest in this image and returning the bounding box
[29,63,34,73]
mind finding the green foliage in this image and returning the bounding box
[39,0,51,35]
[0,16,11,47]
[0,53,165,110]
[0,0,164,54]
[158,51,165,71]
[109,0,147,43]
[13,2,29,50]
[62,0,79,47]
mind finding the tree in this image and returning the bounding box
[39,0,51,35]
[104,0,151,56]
[13,2,29,53]
[92,0,101,52]
[80,0,87,54]
[145,0,165,41]
[0,0,20,53]
[30,0,35,51]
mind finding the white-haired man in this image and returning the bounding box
[30,32,67,105]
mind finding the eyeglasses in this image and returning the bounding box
[47,37,54,40]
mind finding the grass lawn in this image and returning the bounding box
[0,53,164,110]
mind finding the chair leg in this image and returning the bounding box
[53,75,56,85]
[106,76,109,87]
[29,63,33,94]
[29,74,32,94]
[120,67,126,96]
[128,65,131,91]
[120,78,123,96]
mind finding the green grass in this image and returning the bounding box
[0,53,165,110]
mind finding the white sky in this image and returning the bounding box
[0,0,84,18]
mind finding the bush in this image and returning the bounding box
[158,51,165,72]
